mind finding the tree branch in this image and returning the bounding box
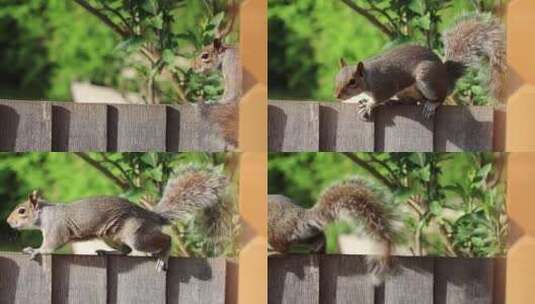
[75,153,129,190]
[342,152,396,190]
[74,0,129,38]
[368,154,400,183]
[407,196,456,257]
[340,0,396,39]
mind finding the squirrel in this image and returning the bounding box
[268,177,398,284]
[192,4,241,149]
[335,14,506,120]
[6,165,229,272]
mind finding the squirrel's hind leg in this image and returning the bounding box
[124,230,171,272]
[414,61,448,119]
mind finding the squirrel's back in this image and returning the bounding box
[44,197,167,240]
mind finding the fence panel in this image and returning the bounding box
[268,255,503,304]
[51,103,108,151]
[319,103,374,151]
[0,253,52,304]
[384,257,434,304]
[51,255,107,304]
[268,101,501,152]
[268,255,320,304]
[0,100,233,152]
[167,258,227,304]
[268,101,319,151]
[319,255,375,304]
[167,105,227,152]
[107,256,167,304]
[0,253,230,304]
[434,106,494,151]
[375,106,434,152]
[0,101,52,151]
[107,104,167,152]
[434,258,494,304]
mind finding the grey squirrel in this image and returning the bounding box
[268,178,398,284]
[192,4,241,149]
[335,14,506,120]
[6,165,229,272]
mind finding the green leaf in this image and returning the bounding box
[162,49,175,65]
[115,36,144,53]
[141,153,158,167]
[429,200,442,216]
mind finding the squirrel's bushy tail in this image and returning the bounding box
[154,165,230,245]
[443,14,506,100]
[312,178,397,284]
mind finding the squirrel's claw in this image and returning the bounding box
[23,247,40,260]
[422,101,440,120]
[155,258,167,272]
[357,99,374,121]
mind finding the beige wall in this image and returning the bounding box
[238,0,267,304]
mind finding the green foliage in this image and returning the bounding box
[0,0,238,103]
[268,0,502,104]
[0,152,239,257]
[269,152,507,257]
[0,1,121,100]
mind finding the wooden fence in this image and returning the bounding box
[268,255,506,304]
[0,252,236,304]
[0,100,229,152]
[268,101,506,152]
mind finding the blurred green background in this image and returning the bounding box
[268,0,505,105]
[0,152,239,257]
[0,0,237,103]
[269,152,507,257]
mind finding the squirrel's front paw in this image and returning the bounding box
[155,258,167,272]
[23,247,40,260]
[22,247,34,255]
[357,100,374,121]
[422,101,440,119]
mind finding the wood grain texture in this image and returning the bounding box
[0,252,52,304]
[319,103,374,152]
[319,255,374,304]
[107,104,166,151]
[167,258,226,304]
[51,255,107,304]
[375,105,434,152]
[51,103,107,151]
[384,256,434,304]
[268,101,319,151]
[0,101,52,151]
[167,105,227,151]
[107,256,166,304]
[434,106,494,151]
[434,258,494,304]
[268,255,320,304]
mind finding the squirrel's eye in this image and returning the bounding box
[201,53,210,60]
[348,79,357,86]
[18,208,26,214]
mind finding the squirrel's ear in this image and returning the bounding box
[213,38,223,51]
[339,58,347,68]
[29,190,40,209]
[355,62,365,77]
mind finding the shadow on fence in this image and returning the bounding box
[268,255,506,304]
[0,252,235,304]
[268,100,505,152]
[0,100,230,152]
